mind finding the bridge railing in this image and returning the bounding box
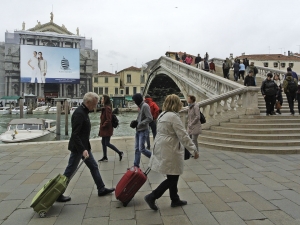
[179,86,260,129]
[146,56,244,99]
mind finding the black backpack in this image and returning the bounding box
[204,61,209,70]
[200,111,206,124]
[112,114,119,128]
[287,79,298,93]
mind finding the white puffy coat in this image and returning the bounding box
[148,111,197,175]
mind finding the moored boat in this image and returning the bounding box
[32,106,49,115]
[0,107,11,115]
[11,106,28,115]
[0,118,56,143]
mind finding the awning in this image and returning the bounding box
[125,96,133,101]
[0,96,23,100]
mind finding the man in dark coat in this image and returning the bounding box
[57,92,115,202]
[261,73,277,116]
[244,70,256,86]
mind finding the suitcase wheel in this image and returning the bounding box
[123,199,132,207]
[39,210,47,218]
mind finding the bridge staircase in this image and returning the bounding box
[197,61,300,153]
[145,56,300,153]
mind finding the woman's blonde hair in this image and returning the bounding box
[162,94,182,112]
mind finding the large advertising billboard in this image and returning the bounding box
[20,45,80,84]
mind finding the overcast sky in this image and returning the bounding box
[1,0,300,73]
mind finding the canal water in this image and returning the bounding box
[0,112,137,144]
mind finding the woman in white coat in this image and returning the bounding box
[187,95,201,151]
[145,94,199,211]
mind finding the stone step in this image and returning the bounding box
[202,130,300,140]
[219,122,300,128]
[210,126,300,134]
[258,109,296,114]
[198,141,300,154]
[229,118,300,124]
[239,115,299,119]
[199,135,300,147]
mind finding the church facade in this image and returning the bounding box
[0,14,98,101]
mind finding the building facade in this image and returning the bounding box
[117,66,147,96]
[0,14,98,102]
[236,54,300,73]
[93,71,120,97]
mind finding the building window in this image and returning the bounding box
[133,87,137,94]
[127,74,131,83]
[105,87,108,94]
[120,90,124,95]
[281,63,286,68]
[93,87,98,94]
[289,63,294,68]
[273,62,278,68]
[105,77,108,83]
[115,88,118,95]
[263,62,268,67]
[115,77,118,83]
[126,87,129,95]
[141,75,145,83]
[141,87,144,94]
[99,87,103,95]
[94,77,98,83]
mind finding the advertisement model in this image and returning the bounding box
[21,45,80,84]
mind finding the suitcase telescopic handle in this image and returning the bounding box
[68,156,88,182]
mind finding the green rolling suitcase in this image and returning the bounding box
[30,158,86,218]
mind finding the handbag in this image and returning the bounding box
[130,120,138,129]
[275,101,281,110]
[200,111,206,124]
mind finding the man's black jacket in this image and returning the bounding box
[68,104,91,154]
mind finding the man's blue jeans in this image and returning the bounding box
[134,129,152,167]
[146,121,157,149]
[64,150,105,191]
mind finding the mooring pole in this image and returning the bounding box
[56,101,61,137]
[64,100,68,135]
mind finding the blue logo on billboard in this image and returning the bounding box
[61,57,70,70]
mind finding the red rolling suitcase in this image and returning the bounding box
[115,166,150,207]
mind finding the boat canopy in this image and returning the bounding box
[8,118,44,125]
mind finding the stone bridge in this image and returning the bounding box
[143,56,300,154]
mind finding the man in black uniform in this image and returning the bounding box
[57,92,115,202]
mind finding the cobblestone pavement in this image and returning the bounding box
[0,137,300,225]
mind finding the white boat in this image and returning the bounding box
[0,118,56,143]
[70,107,78,116]
[48,107,57,114]
[0,107,11,115]
[11,106,28,115]
[32,106,49,115]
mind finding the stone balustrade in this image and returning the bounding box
[179,87,260,129]
[146,56,243,99]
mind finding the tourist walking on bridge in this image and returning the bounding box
[195,54,202,68]
[248,62,258,85]
[58,92,115,202]
[261,73,277,116]
[98,95,124,162]
[244,70,256,87]
[233,59,240,81]
[209,60,216,73]
[297,80,300,115]
[283,72,298,115]
[274,74,283,114]
[223,60,230,79]
[187,95,201,152]
[144,94,199,211]
[131,93,152,168]
[239,61,245,80]
[145,94,160,149]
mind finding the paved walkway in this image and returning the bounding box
[0,137,300,225]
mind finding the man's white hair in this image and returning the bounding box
[83,92,99,104]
